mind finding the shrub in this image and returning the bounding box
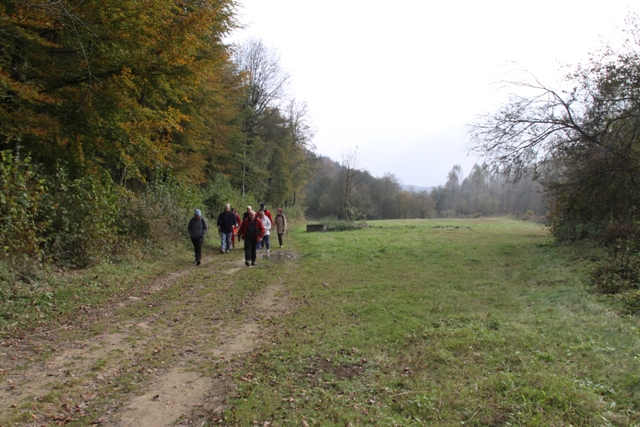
[591,247,640,294]
[318,217,369,232]
[550,218,601,242]
[521,210,535,221]
[622,290,640,315]
[340,202,366,221]
[0,150,48,265]
[201,175,253,219]
[144,177,202,239]
[280,205,306,221]
[590,221,640,295]
[597,222,640,250]
[39,165,119,267]
[116,176,202,246]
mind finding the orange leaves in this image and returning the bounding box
[1,0,241,185]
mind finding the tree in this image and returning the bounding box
[1,0,238,183]
[340,148,364,220]
[0,0,249,266]
[283,99,316,207]
[432,165,463,215]
[461,164,490,215]
[470,14,640,238]
[233,38,290,196]
[304,156,341,218]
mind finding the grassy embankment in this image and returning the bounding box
[224,218,640,426]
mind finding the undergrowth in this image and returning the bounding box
[591,221,640,314]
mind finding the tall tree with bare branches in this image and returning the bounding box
[470,14,640,239]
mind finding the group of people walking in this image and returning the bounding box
[187,203,287,267]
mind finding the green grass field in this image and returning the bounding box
[3,217,640,426]
[224,218,640,426]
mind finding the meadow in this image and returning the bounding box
[224,217,640,426]
[3,217,640,426]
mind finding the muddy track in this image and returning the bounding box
[0,250,294,426]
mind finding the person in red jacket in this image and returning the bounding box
[237,210,265,266]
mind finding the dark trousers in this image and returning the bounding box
[191,237,203,261]
[278,234,284,246]
[244,238,258,262]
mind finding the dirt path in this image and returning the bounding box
[0,250,293,426]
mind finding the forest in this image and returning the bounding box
[2,0,640,276]
[304,156,544,221]
[1,0,314,269]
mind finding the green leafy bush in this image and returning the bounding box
[279,205,305,221]
[591,247,640,294]
[39,165,119,267]
[202,175,254,218]
[550,218,601,242]
[317,217,369,232]
[597,221,640,250]
[0,150,48,265]
[591,222,640,295]
[622,290,640,315]
[116,176,202,245]
[146,179,196,240]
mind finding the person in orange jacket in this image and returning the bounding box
[231,207,242,248]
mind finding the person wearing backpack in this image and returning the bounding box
[187,209,208,266]
[237,210,265,266]
[274,208,287,248]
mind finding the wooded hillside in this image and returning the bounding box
[1,0,314,267]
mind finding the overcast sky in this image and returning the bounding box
[229,1,638,188]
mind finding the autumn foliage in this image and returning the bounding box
[0,1,314,267]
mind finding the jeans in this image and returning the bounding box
[220,231,232,252]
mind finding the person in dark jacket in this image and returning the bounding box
[242,205,252,220]
[237,210,265,266]
[187,209,208,265]
[217,203,237,254]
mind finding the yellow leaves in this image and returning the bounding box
[1,0,242,185]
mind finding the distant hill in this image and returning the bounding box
[401,184,433,193]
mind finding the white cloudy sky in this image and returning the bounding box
[229,1,638,187]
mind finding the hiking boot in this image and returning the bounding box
[245,260,250,266]
[196,260,201,266]
[251,261,256,266]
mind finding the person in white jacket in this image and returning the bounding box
[258,210,272,252]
